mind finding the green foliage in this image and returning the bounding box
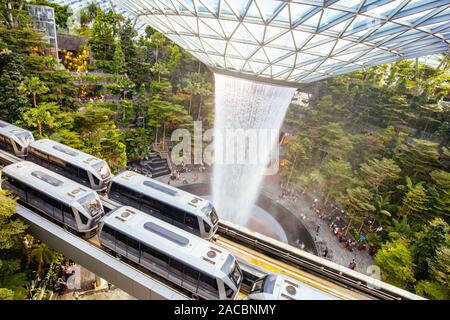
[339,187,375,227]
[0,50,29,121]
[19,76,49,108]
[360,158,401,191]
[375,238,416,290]
[89,8,118,62]
[0,0,29,29]
[30,243,55,276]
[112,41,125,74]
[323,159,354,204]
[0,190,27,251]
[395,138,442,179]
[399,185,428,221]
[22,102,57,137]
[412,218,449,275]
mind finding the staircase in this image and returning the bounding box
[145,149,171,178]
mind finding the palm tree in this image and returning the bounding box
[19,76,49,108]
[30,243,55,277]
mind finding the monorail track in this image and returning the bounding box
[0,150,424,300]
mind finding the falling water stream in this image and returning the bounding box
[212,73,296,226]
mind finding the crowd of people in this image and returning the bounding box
[53,260,76,296]
[167,161,206,185]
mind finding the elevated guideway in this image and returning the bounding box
[0,150,425,300]
[16,204,189,300]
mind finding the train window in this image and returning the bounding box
[62,205,74,217]
[141,244,153,256]
[79,213,88,224]
[224,283,235,298]
[46,195,60,209]
[102,225,115,238]
[171,208,185,224]
[170,258,184,274]
[109,183,124,197]
[80,170,90,183]
[203,221,211,233]
[92,174,100,185]
[128,237,139,251]
[185,214,199,230]
[151,247,169,267]
[199,274,218,295]
[116,231,128,246]
[184,266,200,285]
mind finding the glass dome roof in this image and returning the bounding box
[112,0,449,84]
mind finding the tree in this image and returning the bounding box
[30,243,55,276]
[415,245,450,300]
[79,2,98,28]
[399,184,428,221]
[150,61,168,83]
[395,138,442,179]
[89,8,118,61]
[323,159,354,205]
[375,238,416,290]
[0,189,27,251]
[19,76,49,108]
[182,72,212,119]
[412,218,449,276]
[360,158,401,192]
[22,102,57,137]
[0,0,28,29]
[0,259,28,299]
[112,41,125,75]
[149,31,167,64]
[0,50,29,121]
[429,170,450,222]
[338,187,375,235]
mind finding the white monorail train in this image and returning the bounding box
[27,139,112,192]
[99,206,242,299]
[108,171,219,239]
[0,120,34,157]
[1,161,105,237]
[248,273,342,300]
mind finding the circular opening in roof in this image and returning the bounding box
[286,285,297,295]
[192,198,199,203]
[207,250,217,258]
[121,211,130,218]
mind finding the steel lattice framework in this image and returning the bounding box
[114,1,449,84]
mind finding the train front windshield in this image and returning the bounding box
[250,274,277,294]
[79,193,103,216]
[229,260,243,288]
[13,130,33,146]
[202,203,219,226]
[92,160,111,179]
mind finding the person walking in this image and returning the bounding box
[316,224,320,235]
[323,247,328,258]
[348,259,356,270]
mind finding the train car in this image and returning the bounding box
[248,273,341,300]
[108,171,219,239]
[27,139,112,192]
[98,206,242,300]
[0,120,34,157]
[1,161,105,237]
